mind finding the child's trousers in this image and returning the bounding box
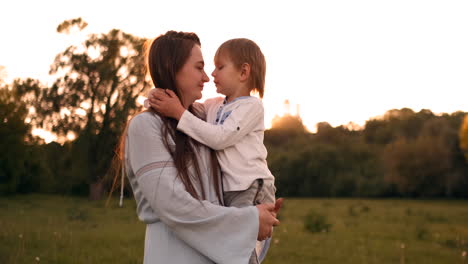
[224,179,276,264]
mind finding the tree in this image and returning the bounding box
[381,114,468,197]
[56,17,88,34]
[0,84,31,194]
[35,19,152,199]
[266,107,467,198]
[382,136,451,197]
[460,114,468,161]
[271,114,306,133]
[0,76,56,195]
[364,108,435,145]
[0,66,6,83]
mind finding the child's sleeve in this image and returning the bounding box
[191,102,206,120]
[177,100,263,150]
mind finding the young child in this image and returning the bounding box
[148,38,276,263]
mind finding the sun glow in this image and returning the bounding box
[32,129,56,144]
[2,0,468,143]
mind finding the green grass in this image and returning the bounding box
[1,195,468,263]
[0,195,144,264]
[267,198,468,264]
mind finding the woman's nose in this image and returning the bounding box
[203,70,210,82]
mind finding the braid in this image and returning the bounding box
[165,30,200,46]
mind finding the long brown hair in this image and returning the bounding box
[115,31,222,203]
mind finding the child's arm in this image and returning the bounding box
[149,89,263,150]
[191,102,207,121]
[178,102,263,150]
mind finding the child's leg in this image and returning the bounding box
[223,179,263,208]
[223,179,264,264]
[253,180,276,263]
[253,179,276,205]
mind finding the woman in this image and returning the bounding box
[121,31,280,264]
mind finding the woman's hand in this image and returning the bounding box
[147,88,185,120]
[256,202,280,241]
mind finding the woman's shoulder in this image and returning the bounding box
[128,111,163,134]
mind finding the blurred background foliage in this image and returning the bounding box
[1,19,467,199]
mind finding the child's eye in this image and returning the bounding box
[218,66,224,70]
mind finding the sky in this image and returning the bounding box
[1,0,467,141]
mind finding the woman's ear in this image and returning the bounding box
[239,63,251,82]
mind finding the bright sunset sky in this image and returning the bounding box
[1,0,467,142]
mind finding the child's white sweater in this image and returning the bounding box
[178,96,275,192]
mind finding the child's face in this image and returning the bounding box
[212,54,241,97]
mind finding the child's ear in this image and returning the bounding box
[239,63,251,82]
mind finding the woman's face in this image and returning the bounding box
[176,45,210,107]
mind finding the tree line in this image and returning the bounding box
[1,18,467,198]
[266,110,468,198]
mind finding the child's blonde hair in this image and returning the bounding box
[214,38,266,98]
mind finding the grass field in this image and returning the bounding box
[1,195,467,263]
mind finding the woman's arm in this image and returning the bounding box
[127,113,277,264]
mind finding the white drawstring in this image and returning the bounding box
[119,164,124,207]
